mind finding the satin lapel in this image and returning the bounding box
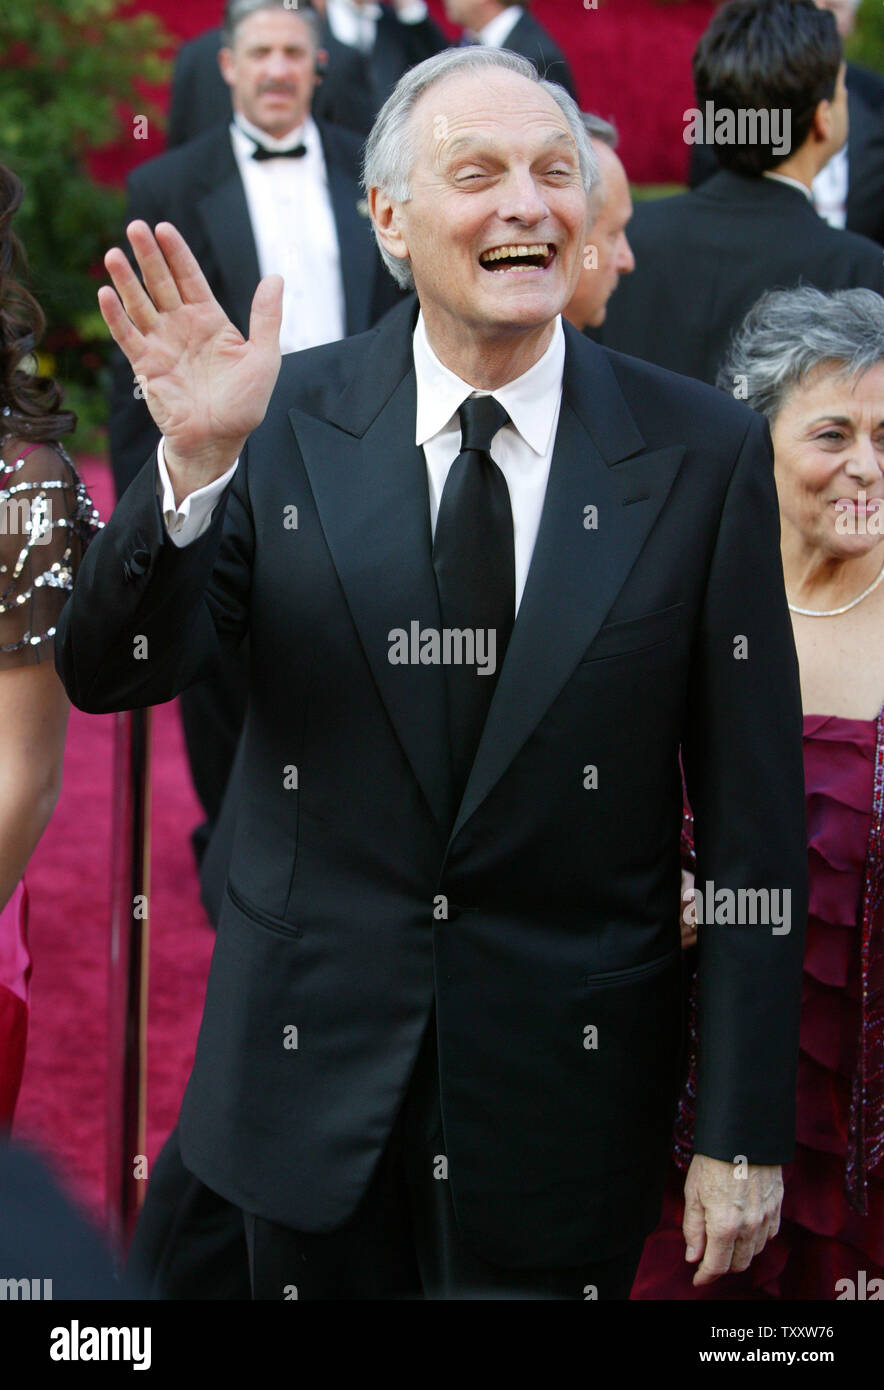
[449,329,685,843]
[320,124,375,336]
[290,351,453,833]
[197,169,261,337]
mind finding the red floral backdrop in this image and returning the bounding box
[92,0,717,186]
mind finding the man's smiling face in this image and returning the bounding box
[379,69,590,345]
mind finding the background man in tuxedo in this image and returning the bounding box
[59,47,808,1300]
[688,0,884,244]
[443,0,576,98]
[564,114,635,332]
[110,0,402,866]
[168,0,448,145]
[598,0,884,385]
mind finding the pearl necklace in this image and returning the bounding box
[787,556,884,617]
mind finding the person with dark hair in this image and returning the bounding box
[0,165,101,1125]
[167,0,449,147]
[688,0,884,243]
[597,0,884,386]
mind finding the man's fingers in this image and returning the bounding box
[154,221,217,305]
[104,244,159,336]
[97,284,145,364]
[692,1229,736,1286]
[248,275,284,354]
[682,1185,706,1264]
[126,221,184,314]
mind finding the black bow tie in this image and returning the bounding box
[251,142,307,161]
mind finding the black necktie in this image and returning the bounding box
[251,143,307,161]
[432,395,515,804]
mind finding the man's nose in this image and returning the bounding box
[617,234,636,275]
[497,170,548,223]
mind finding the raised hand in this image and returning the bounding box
[99,220,283,496]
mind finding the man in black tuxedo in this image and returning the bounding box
[598,0,884,386]
[167,0,448,146]
[111,0,403,865]
[688,67,884,245]
[443,0,576,99]
[60,46,808,1299]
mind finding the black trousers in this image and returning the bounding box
[243,1007,645,1301]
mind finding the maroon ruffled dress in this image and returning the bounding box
[633,711,884,1300]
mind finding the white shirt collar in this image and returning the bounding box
[413,310,565,458]
[231,110,317,155]
[476,6,524,47]
[762,170,814,202]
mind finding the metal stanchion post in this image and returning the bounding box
[106,705,152,1257]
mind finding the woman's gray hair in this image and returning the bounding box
[363,47,597,289]
[717,286,884,421]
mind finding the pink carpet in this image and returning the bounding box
[12,457,214,1230]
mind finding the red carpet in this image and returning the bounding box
[12,458,214,1230]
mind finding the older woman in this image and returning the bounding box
[639,285,884,1300]
[0,164,101,1124]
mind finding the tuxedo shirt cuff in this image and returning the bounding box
[156,437,239,547]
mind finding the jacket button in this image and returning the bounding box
[123,546,150,581]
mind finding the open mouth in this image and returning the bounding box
[479,243,556,273]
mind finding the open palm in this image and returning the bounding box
[99,220,283,472]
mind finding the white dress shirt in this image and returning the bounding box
[762,170,814,202]
[475,5,523,47]
[156,314,566,616]
[812,144,849,229]
[230,113,345,355]
[327,0,428,51]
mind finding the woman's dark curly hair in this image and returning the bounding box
[1,163,76,443]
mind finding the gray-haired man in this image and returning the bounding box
[61,46,808,1300]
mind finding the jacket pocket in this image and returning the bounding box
[225,879,303,940]
[578,602,684,664]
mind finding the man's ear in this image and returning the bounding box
[218,46,235,90]
[809,94,833,145]
[369,186,410,266]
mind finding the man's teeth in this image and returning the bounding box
[480,244,550,267]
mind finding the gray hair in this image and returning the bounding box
[717,286,884,421]
[222,0,321,47]
[581,111,618,220]
[363,47,597,289]
[581,112,618,150]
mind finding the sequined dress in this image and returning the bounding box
[633,709,884,1299]
[0,436,101,1125]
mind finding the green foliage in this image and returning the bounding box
[0,0,172,449]
[847,0,884,75]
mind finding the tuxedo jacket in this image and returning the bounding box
[58,298,808,1268]
[109,119,400,498]
[688,73,884,245]
[167,10,448,148]
[597,168,884,385]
